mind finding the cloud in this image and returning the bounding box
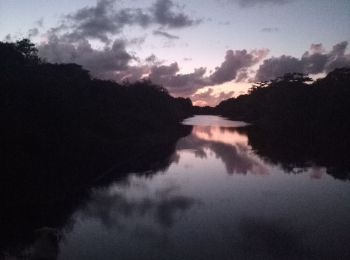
[261,27,279,33]
[191,88,235,106]
[145,54,163,65]
[27,28,40,38]
[62,0,122,43]
[148,62,209,96]
[152,0,201,28]
[36,0,271,100]
[35,18,44,28]
[255,55,302,82]
[51,0,200,44]
[255,41,350,81]
[38,44,267,97]
[153,30,179,40]
[210,49,269,84]
[38,36,132,78]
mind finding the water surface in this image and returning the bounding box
[43,116,350,259]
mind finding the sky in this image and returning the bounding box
[1,0,350,106]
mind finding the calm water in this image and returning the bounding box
[26,116,350,259]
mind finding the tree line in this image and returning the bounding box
[214,69,350,132]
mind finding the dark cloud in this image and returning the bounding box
[36,0,273,98]
[255,55,302,82]
[38,36,132,79]
[101,47,268,96]
[261,27,279,33]
[27,28,39,38]
[236,69,249,82]
[148,62,209,96]
[255,41,350,81]
[4,34,12,42]
[52,0,200,43]
[210,49,269,84]
[145,54,162,65]
[153,30,179,40]
[152,0,201,28]
[127,36,147,47]
[63,0,121,43]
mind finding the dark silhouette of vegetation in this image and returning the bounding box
[0,39,194,254]
[1,38,350,256]
[215,69,350,131]
[211,69,350,179]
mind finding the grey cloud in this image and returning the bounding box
[126,36,147,48]
[53,0,200,44]
[121,48,268,96]
[255,41,350,81]
[210,49,269,84]
[145,54,163,65]
[36,18,44,28]
[64,0,120,43]
[324,41,350,71]
[236,69,249,82]
[152,0,201,28]
[153,30,179,40]
[148,62,209,96]
[4,34,12,42]
[114,65,149,82]
[261,27,279,33]
[38,37,132,78]
[27,28,39,38]
[255,55,302,82]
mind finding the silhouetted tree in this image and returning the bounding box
[0,38,195,253]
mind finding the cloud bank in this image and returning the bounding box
[32,0,350,105]
[255,41,350,81]
[52,0,200,44]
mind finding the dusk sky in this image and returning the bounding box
[1,0,349,105]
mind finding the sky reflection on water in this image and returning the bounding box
[57,116,350,260]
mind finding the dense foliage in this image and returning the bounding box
[215,69,350,131]
[0,39,193,141]
[0,39,194,252]
[214,69,350,179]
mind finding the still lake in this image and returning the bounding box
[57,115,350,260]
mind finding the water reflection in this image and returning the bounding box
[55,116,350,260]
[3,116,350,259]
[177,125,269,175]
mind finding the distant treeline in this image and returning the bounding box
[214,69,350,132]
